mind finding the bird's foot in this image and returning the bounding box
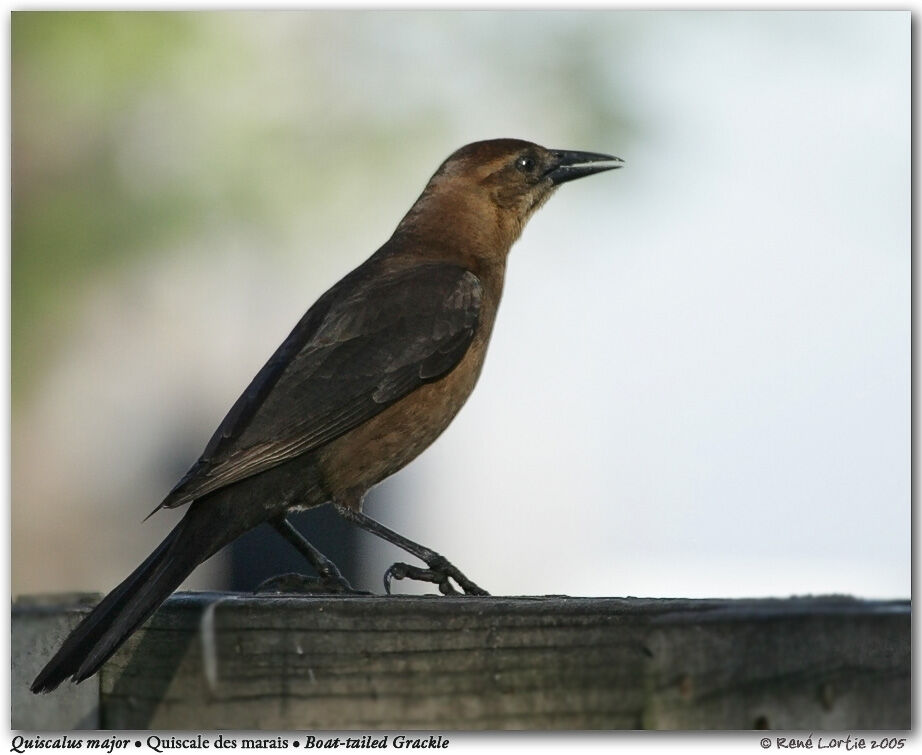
[384,555,489,596]
[255,572,371,596]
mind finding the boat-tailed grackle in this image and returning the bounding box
[31,138,621,693]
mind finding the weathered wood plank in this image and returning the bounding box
[11,594,102,730]
[14,593,909,730]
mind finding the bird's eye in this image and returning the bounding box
[515,155,536,174]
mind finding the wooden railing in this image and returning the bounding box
[13,593,910,730]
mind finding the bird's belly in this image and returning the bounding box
[315,338,488,506]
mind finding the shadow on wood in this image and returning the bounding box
[101,595,208,729]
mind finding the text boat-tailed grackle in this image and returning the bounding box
[31,138,622,693]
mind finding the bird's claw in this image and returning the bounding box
[383,557,489,596]
[384,562,458,595]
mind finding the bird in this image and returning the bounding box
[31,138,621,693]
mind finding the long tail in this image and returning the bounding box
[31,507,228,693]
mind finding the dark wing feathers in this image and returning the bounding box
[159,263,482,509]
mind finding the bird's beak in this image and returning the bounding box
[545,150,624,185]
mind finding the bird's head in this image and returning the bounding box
[398,139,622,254]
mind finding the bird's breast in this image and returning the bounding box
[316,268,504,506]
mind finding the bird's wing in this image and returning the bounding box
[158,263,483,509]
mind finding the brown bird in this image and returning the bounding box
[31,138,621,693]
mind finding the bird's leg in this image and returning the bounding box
[262,516,369,595]
[333,504,489,596]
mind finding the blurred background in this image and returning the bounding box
[12,11,909,600]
